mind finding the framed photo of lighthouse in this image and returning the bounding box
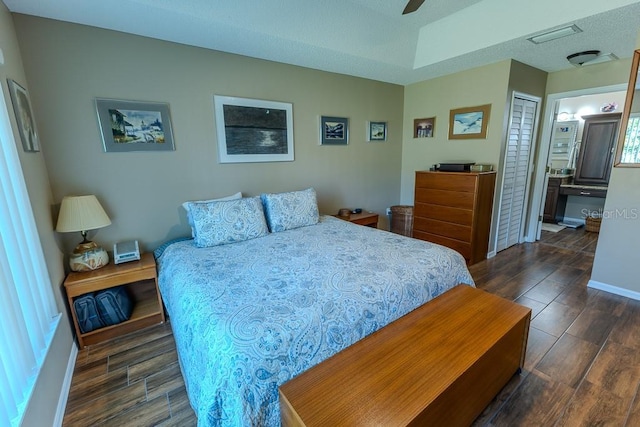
[96,98,175,152]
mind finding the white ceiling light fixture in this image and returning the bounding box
[567,50,601,66]
[527,24,582,44]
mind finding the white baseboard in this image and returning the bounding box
[487,250,496,259]
[588,279,640,301]
[53,341,78,427]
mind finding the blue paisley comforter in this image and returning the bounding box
[156,216,474,426]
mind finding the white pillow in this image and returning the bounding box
[183,192,242,237]
[186,197,269,247]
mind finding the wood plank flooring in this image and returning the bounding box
[63,227,640,426]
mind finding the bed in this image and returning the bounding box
[155,189,474,426]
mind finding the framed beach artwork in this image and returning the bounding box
[7,79,40,152]
[96,98,175,152]
[448,104,491,140]
[367,121,387,141]
[414,117,435,138]
[320,116,349,145]
[214,95,294,163]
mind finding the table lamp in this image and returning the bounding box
[56,195,112,272]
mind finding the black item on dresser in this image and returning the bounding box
[438,162,475,172]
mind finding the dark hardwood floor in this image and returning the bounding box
[63,227,640,426]
[539,224,599,254]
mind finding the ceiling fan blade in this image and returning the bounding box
[402,0,426,14]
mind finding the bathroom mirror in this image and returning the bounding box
[615,49,640,166]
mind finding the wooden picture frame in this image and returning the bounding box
[448,104,491,140]
[7,79,40,152]
[320,116,349,145]
[96,98,175,152]
[414,117,435,138]
[214,95,294,163]
[367,121,387,141]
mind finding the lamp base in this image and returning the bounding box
[69,241,109,272]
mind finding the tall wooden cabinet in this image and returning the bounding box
[413,171,497,265]
[574,113,621,186]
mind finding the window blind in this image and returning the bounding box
[0,84,60,426]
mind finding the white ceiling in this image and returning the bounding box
[5,0,640,85]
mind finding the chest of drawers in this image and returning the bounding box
[413,171,496,265]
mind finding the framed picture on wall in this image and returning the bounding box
[96,98,175,152]
[7,79,40,152]
[448,104,491,140]
[214,95,294,163]
[367,121,387,141]
[413,117,435,138]
[320,116,349,145]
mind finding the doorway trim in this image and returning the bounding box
[523,83,627,243]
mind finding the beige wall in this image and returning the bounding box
[401,59,547,254]
[591,168,640,292]
[13,15,405,255]
[546,59,634,95]
[590,34,640,294]
[507,60,549,99]
[0,4,73,426]
[400,60,510,201]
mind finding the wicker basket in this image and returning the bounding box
[585,216,602,233]
[390,205,414,237]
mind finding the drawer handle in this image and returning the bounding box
[580,191,591,195]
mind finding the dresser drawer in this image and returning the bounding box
[412,231,472,260]
[414,203,473,225]
[415,173,477,193]
[414,217,472,242]
[414,188,475,210]
[559,186,607,198]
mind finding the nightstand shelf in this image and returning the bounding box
[63,252,165,348]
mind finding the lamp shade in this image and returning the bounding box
[56,195,111,233]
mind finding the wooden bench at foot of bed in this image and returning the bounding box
[279,284,531,426]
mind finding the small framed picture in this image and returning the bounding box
[367,121,387,141]
[449,104,491,140]
[320,116,349,145]
[96,98,175,152]
[414,117,435,138]
[7,79,40,152]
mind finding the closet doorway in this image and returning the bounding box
[495,93,541,252]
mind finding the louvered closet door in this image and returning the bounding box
[496,97,538,252]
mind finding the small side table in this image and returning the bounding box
[333,211,379,228]
[63,252,165,348]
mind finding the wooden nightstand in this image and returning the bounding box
[63,252,165,348]
[333,211,379,228]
